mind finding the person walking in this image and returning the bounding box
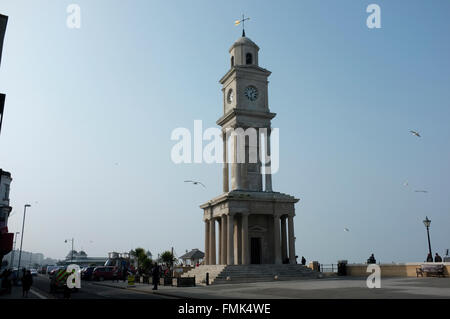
[152,263,160,291]
[22,270,33,298]
[63,284,72,299]
[1,269,12,294]
[434,253,443,262]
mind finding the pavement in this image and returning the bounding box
[92,276,450,299]
[0,284,46,300]
[2,275,450,299]
[0,275,171,299]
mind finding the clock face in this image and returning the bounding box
[244,86,258,101]
[227,89,234,104]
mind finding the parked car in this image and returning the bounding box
[92,266,118,281]
[81,266,95,280]
[46,265,60,276]
[30,269,38,276]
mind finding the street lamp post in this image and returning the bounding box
[17,204,31,274]
[423,216,432,259]
[9,232,20,268]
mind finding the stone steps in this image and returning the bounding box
[182,264,318,285]
[213,276,318,284]
[182,265,226,285]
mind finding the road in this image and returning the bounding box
[31,275,170,299]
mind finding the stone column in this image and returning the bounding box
[221,215,227,265]
[288,215,296,264]
[281,216,288,263]
[218,219,222,264]
[265,128,273,192]
[273,215,282,264]
[256,132,262,191]
[234,135,242,190]
[241,213,249,265]
[234,216,241,264]
[209,219,216,265]
[223,131,229,193]
[227,214,235,265]
[241,135,249,190]
[205,219,210,265]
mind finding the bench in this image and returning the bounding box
[416,264,445,278]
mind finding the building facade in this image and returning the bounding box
[180,248,205,266]
[0,14,8,134]
[4,250,44,268]
[0,14,7,66]
[0,14,11,267]
[59,250,108,267]
[201,34,299,266]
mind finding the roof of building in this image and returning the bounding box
[66,250,78,258]
[180,249,205,260]
[0,169,11,177]
[230,36,259,51]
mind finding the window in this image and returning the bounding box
[231,56,234,67]
[246,53,253,65]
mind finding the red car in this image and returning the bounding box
[92,266,119,281]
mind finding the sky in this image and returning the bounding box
[0,0,449,264]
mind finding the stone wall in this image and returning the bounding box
[346,263,450,277]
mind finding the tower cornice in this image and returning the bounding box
[219,65,271,85]
[216,108,276,127]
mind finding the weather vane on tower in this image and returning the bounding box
[235,14,250,37]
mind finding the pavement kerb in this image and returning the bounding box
[90,281,189,298]
[90,281,131,290]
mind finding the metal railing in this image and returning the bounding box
[318,264,338,273]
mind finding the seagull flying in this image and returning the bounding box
[403,181,409,187]
[410,130,421,137]
[184,180,206,188]
[344,228,350,232]
[415,190,428,193]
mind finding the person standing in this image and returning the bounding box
[122,264,129,282]
[152,263,160,291]
[367,254,376,264]
[426,253,433,262]
[434,253,443,262]
[22,270,33,298]
[301,256,306,266]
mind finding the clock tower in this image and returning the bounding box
[219,35,276,193]
[200,34,300,268]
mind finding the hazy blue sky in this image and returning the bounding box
[0,0,449,264]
